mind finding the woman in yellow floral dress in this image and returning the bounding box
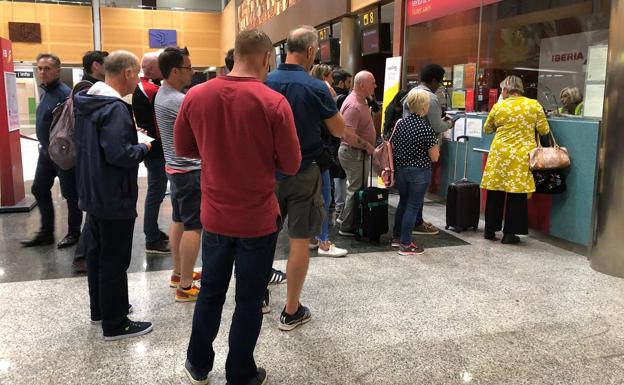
[481,75,550,244]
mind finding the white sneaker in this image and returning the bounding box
[318,244,348,258]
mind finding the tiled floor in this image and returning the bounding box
[1,140,624,384]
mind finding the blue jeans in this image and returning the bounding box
[393,167,432,245]
[187,227,278,385]
[319,170,331,241]
[143,158,168,242]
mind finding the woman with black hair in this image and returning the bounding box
[383,88,410,138]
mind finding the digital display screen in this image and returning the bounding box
[320,40,332,63]
[362,26,379,55]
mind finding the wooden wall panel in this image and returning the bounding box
[101,7,222,67]
[0,2,93,64]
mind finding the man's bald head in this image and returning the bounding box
[354,71,373,86]
[141,51,162,80]
[353,71,377,98]
[104,50,141,96]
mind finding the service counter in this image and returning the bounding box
[435,115,600,247]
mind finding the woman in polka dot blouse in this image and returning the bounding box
[390,89,440,256]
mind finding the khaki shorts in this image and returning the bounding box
[276,164,325,239]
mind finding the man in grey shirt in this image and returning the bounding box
[154,47,202,302]
[403,64,453,134]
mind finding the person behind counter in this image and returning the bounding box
[481,75,550,244]
[558,87,584,116]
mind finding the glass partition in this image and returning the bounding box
[404,0,611,118]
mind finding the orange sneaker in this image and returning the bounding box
[175,285,200,302]
[169,271,202,288]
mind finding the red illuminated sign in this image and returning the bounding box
[407,0,502,26]
[551,52,584,62]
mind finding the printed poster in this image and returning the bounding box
[381,56,402,133]
[4,72,19,132]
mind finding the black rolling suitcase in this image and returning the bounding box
[445,135,480,232]
[355,155,389,243]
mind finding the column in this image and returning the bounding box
[92,0,102,50]
[339,16,361,75]
[590,0,624,278]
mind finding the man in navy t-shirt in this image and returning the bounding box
[266,25,345,331]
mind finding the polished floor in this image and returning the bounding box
[1,141,624,384]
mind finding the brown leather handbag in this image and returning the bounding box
[529,131,571,170]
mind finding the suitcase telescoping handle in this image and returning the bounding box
[361,150,373,188]
[454,135,470,181]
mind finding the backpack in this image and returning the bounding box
[49,80,93,170]
[336,93,347,110]
[372,118,401,188]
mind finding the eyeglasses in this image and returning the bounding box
[176,66,193,71]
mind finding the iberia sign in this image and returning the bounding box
[407,0,502,26]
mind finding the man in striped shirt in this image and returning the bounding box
[154,47,202,302]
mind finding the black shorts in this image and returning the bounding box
[167,170,202,231]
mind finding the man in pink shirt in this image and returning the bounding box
[175,30,301,385]
[337,71,378,236]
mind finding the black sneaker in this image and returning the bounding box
[91,304,134,325]
[103,320,153,341]
[268,268,286,285]
[262,289,270,314]
[184,359,209,385]
[226,367,267,385]
[279,304,311,331]
[159,230,169,241]
[146,239,170,254]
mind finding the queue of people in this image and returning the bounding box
[22,22,557,385]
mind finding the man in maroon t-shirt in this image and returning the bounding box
[175,30,301,385]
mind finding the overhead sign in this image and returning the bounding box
[359,7,379,27]
[15,71,33,79]
[8,22,42,43]
[407,0,501,26]
[148,29,177,48]
[318,26,331,41]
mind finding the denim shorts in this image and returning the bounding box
[167,170,202,231]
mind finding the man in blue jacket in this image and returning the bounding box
[21,53,82,248]
[74,50,153,341]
